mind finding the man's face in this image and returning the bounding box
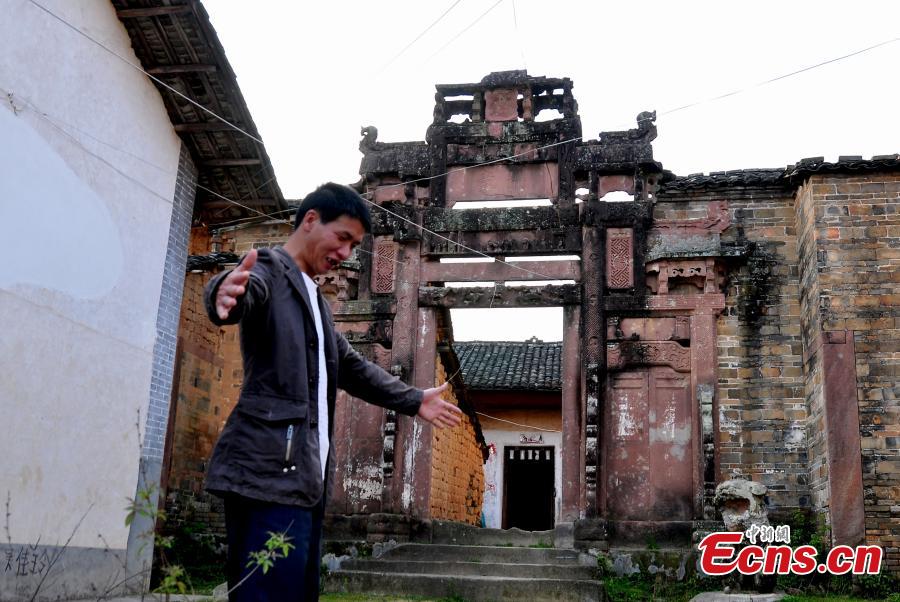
[299,212,365,276]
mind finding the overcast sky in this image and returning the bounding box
[203,0,899,341]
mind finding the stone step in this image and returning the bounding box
[340,558,597,580]
[606,546,697,580]
[431,519,557,547]
[380,543,582,564]
[323,570,605,602]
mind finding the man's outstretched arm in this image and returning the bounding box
[204,249,268,325]
[335,335,462,429]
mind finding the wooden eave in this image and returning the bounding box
[112,0,286,224]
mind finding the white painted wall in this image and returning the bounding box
[481,429,562,530]
[0,0,181,550]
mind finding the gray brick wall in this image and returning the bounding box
[145,144,197,460]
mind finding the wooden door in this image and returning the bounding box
[606,366,693,520]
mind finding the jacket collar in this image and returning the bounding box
[272,246,316,319]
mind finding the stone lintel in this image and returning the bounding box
[332,299,396,318]
[421,259,579,284]
[603,294,726,313]
[423,228,582,257]
[423,205,578,233]
[418,284,580,308]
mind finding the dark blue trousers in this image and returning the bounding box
[224,495,323,602]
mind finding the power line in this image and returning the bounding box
[511,0,528,71]
[659,36,900,118]
[423,0,505,64]
[476,411,560,433]
[378,0,464,75]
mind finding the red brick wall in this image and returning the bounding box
[430,359,485,525]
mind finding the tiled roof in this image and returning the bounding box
[662,169,785,191]
[113,0,286,223]
[662,154,900,192]
[454,339,562,391]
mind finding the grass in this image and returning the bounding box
[603,575,713,602]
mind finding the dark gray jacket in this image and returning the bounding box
[203,247,422,506]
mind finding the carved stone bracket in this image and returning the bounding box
[646,259,724,295]
[607,341,691,372]
[315,266,359,303]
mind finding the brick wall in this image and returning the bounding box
[430,359,485,525]
[797,172,900,567]
[164,269,242,533]
[795,181,829,517]
[653,190,809,512]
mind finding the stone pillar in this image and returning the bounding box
[691,307,718,518]
[821,330,866,546]
[406,307,437,518]
[581,221,604,517]
[561,304,582,520]
[382,239,421,513]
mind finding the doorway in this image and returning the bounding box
[503,445,555,530]
[605,366,693,521]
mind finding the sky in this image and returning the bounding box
[203,0,900,341]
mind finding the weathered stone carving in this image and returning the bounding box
[714,479,770,532]
[316,266,359,302]
[607,341,691,372]
[359,125,380,153]
[607,228,634,289]
[646,259,724,295]
[600,111,657,145]
[373,238,397,294]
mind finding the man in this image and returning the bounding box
[204,182,462,601]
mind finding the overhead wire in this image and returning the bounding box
[475,411,560,433]
[377,0,464,75]
[511,0,528,71]
[423,0,505,65]
[659,36,900,118]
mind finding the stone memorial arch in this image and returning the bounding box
[335,70,726,545]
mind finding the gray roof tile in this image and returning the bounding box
[455,338,562,391]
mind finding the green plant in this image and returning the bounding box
[246,530,296,574]
[596,553,614,578]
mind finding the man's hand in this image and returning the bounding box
[215,249,257,320]
[418,382,463,429]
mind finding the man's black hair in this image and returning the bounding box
[294,182,372,233]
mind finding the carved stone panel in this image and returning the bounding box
[606,228,634,289]
[484,88,519,122]
[607,341,691,373]
[373,238,398,295]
